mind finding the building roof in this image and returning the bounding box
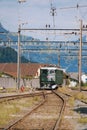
[69,72,78,81]
[0,63,47,78]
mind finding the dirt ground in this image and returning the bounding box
[59,88,87,130]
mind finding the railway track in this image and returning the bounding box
[3,90,66,130]
[0,91,45,103]
[57,88,87,130]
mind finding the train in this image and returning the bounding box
[39,66,68,89]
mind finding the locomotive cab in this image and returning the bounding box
[40,67,63,89]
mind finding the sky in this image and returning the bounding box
[0,0,87,40]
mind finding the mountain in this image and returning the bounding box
[0,23,87,73]
[0,46,29,63]
[0,23,33,42]
[0,23,9,33]
[0,23,30,63]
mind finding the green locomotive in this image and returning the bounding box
[40,66,65,89]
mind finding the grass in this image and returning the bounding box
[59,87,87,102]
[0,101,20,126]
[68,97,75,106]
[0,96,40,127]
[78,117,87,124]
[74,92,85,100]
[58,86,67,93]
[74,92,87,102]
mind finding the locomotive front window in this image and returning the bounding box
[50,70,55,74]
[40,69,48,82]
[41,69,47,74]
[47,69,55,81]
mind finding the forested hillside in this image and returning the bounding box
[0,47,29,63]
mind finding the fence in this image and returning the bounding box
[0,78,40,88]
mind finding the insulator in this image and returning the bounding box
[75,32,77,35]
[83,25,85,28]
[46,24,47,28]
[46,37,48,40]
[72,32,74,34]
[60,44,62,48]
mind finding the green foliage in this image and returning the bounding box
[0,47,29,63]
[0,72,3,77]
[81,82,87,87]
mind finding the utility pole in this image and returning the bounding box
[17,0,26,90]
[50,3,57,28]
[58,50,60,67]
[78,19,82,91]
[17,24,21,90]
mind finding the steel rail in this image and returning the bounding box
[3,90,66,130]
[52,90,66,130]
[0,92,44,103]
[3,92,46,130]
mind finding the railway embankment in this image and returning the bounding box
[58,87,87,130]
[0,91,44,129]
[0,87,87,129]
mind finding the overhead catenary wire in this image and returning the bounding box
[16,1,87,73]
[59,3,87,24]
[59,3,87,10]
[49,0,57,28]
